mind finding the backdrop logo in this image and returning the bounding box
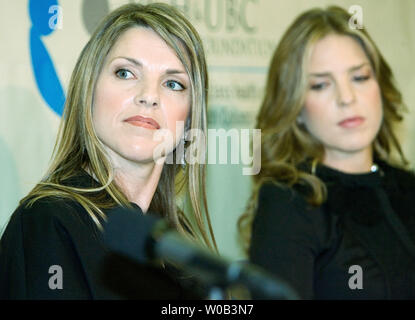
[29,0,65,116]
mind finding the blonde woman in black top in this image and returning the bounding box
[239,6,415,299]
[0,3,216,299]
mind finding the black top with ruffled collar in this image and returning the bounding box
[316,162,382,187]
[250,160,415,299]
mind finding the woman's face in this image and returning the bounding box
[300,34,383,162]
[93,26,191,166]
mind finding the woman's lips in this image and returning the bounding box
[124,115,160,130]
[338,116,365,128]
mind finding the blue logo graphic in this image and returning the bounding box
[29,0,65,116]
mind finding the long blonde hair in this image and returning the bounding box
[238,6,407,252]
[22,3,217,251]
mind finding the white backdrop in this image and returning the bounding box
[1,0,414,259]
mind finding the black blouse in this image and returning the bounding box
[0,170,203,299]
[249,160,415,299]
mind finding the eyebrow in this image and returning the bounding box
[111,56,187,75]
[309,62,370,77]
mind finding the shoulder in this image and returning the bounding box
[17,196,84,221]
[256,181,319,221]
[7,196,97,241]
[381,161,415,191]
[0,196,105,299]
[253,181,327,241]
[258,181,297,201]
[258,181,305,205]
[251,181,329,260]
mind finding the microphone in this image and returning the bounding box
[103,207,299,300]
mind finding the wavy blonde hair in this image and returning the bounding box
[22,3,217,251]
[238,5,408,252]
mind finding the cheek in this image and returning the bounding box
[92,89,107,133]
[302,93,329,126]
[164,96,191,139]
[359,82,383,134]
[366,83,383,117]
[93,79,115,125]
[93,78,130,129]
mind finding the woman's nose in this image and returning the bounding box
[336,80,356,107]
[134,83,159,107]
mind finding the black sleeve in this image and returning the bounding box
[249,183,324,299]
[0,199,100,299]
[0,198,205,300]
[0,208,27,299]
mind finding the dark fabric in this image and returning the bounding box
[249,160,415,299]
[0,170,204,299]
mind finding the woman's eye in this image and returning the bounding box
[353,75,370,82]
[310,82,329,91]
[115,68,134,79]
[165,80,185,91]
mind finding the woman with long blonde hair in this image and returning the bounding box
[0,3,216,299]
[239,6,415,299]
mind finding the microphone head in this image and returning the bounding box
[103,206,160,263]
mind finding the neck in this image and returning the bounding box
[113,160,164,213]
[323,148,374,174]
[98,146,166,213]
